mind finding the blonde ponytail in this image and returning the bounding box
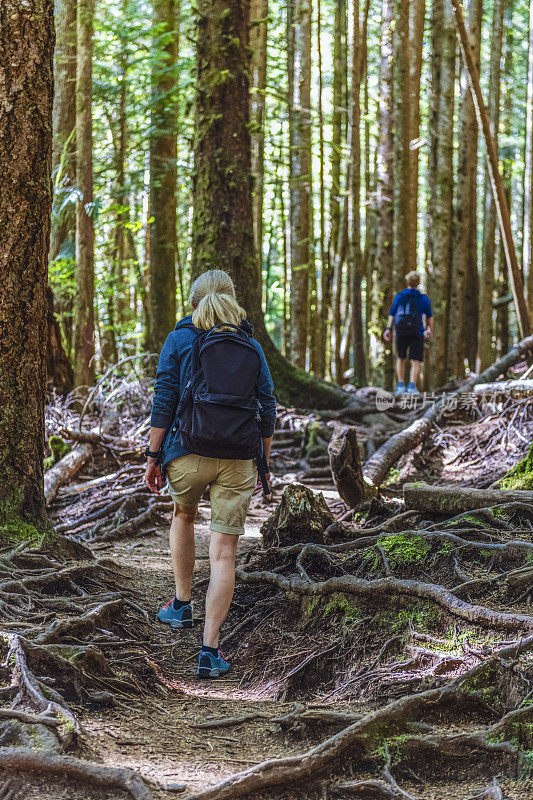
[189,270,246,331]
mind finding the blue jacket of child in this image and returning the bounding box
[150,316,277,467]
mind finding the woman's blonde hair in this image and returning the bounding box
[189,270,246,331]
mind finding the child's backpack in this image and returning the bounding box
[394,295,422,337]
[176,324,269,488]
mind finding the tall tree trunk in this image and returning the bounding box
[498,3,513,357]
[74,0,95,387]
[478,0,505,371]
[288,0,312,368]
[371,0,394,390]
[50,0,77,262]
[426,0,455,389]
[317,0,327,377]
[0,0,53,526]
[350,0,369,387]
[408,0,425,271]
[250,0,268,278]
[150,0,177,353]
[393,0,411,289]
[192,0,349,409]
[524,0,533,313]
[448,0,482,378]
[330,0,347,381]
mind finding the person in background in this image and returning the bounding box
[384,271,434,396]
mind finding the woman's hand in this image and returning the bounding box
[145,459,162,494]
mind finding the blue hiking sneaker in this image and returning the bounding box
[407,382,419,395]
[394,382,406,396]
[157,598,194,629]
[197,648,229,679]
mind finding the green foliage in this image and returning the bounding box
[375,533,431,567]
[500,443,533,490]
[376,602,441,633]
[44,436,71,471]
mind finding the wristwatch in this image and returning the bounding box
[144,445,160,459]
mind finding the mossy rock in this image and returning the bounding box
[500,442,533,490]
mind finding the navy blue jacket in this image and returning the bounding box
[389,288,433,336]
[150,316,277,467]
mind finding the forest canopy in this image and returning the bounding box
[47,0,533,395]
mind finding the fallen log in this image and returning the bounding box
[473,379,533,395]
[363,334,533,488]
[403,482,533,515]
[328,425,374,508]
[44,414,117,504]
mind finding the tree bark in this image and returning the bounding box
[451,0,531,344]
[498,4,512,358]
[288,0,312,368]
[149,0,177,353]
[478,0,505,372]
[329,0,347,382]
[448,0,482,378]
[74,0,96,387]
[0,0,54,526]
[393,0,411,289]
[191,0,350,410]
[350,0,368,387]
[47,287,74,394]
[426,0,455,389]
[370,0,395,390]
[408,0,425,272]
[525,0,533,314]
[250,0,268,279]
[50,0,77,263]
[328,426,368,508]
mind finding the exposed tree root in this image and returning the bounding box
[235,568,533,631]
[0,748,153,800]
[186,638,533,800]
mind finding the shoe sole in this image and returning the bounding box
[157,615,194,629]
[197,667,229,679]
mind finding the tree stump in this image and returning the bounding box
[328,425,368,508]
[260,484,335,549]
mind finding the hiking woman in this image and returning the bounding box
[144,270,276,678]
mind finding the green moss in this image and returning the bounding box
[520,750,533,780]
[376,533,431,566]
[298,593,362,629]
[44,435,70,471]
[500,442,533,490]
[377,603,440,633]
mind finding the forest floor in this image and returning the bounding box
[1,386,533,800]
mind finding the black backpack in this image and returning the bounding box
[394,295,422,337]
[176,323,270,490]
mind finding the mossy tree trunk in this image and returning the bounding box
[191,0,349,409]
[149,0,178,353]
[0,0,54,528]
[74,0,96,386]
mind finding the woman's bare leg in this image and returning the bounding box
[203,532,239,648]
[169,503,197,600]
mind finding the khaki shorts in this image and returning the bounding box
[166,454,258,536]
